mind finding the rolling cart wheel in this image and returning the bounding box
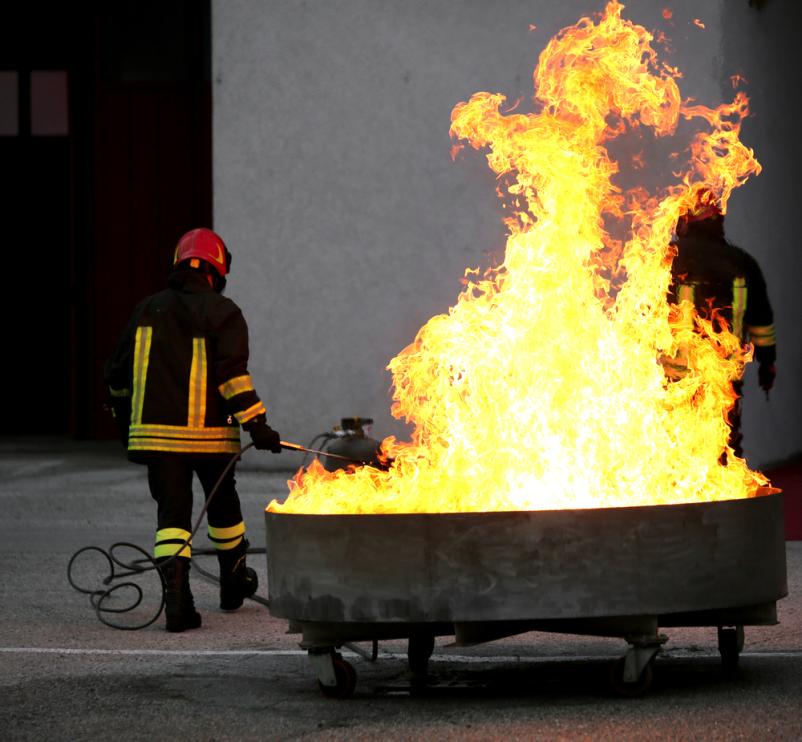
[608,657,653,698]
[407,634,435,676]
[318,654,357,699]
[717,626,744,673]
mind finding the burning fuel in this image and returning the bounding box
[269,1,769,515]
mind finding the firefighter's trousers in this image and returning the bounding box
[146,456,247,559]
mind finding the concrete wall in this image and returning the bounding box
[213,0,800,471]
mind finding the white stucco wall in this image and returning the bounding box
[213,0,800,471]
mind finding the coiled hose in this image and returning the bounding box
[67,444,266,631]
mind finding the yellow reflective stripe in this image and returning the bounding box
[129,438,242,454]
[662,360,689,376]
[154,543,192,558]
[676,284,695,331]
[218,375,255,400]
[235,401,266,425]
[677,284,695,304]
[208,522,245,541]
[208,522,245,550]
[129,424,240,440]
[109,387,130,398]
[154,528,192,559]
[732,277,747,340]
[131,327,153,425]
[188,337,207,428]
[157,527,192,542]
[661,356,689,379]
[747,324,776,347]
[211,535,243,551]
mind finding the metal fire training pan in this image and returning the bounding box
[266,491,786,627]
[264,491,786,696]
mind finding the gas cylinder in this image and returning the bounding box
[322,417,382,472]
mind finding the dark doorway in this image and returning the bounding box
[0,1,211,438]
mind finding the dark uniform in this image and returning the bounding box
[105,267,266,556]
[669,215,777,458]
[105,228,281,632]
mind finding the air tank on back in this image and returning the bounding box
[322,417,382,472]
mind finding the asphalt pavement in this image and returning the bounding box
[1,438,800,741]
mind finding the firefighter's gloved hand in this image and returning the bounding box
[758,362,776,398]
[247,420,282,453]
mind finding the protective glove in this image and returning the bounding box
[758,363,776,399]
[246,419,282,453]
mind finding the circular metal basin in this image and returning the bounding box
[265,491,787,625]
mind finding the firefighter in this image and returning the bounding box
[104,228,283,632]
[668,194,777,459]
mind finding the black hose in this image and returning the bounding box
[67,444,265,630]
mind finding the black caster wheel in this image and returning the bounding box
[407,634,435,676]
[718,626,744,673]
[318,653,357,699]
[609,657,653,698]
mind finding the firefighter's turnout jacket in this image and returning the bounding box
[105,269,266,460]
[668,217,776,372]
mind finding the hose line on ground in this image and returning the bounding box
[67,444,264,630]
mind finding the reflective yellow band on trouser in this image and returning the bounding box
[154,527,192,559]
[235,401,266,425]
[208,521,245,551]
[218,375,255,400]
[747,324,776,347]
[109,386,130,398]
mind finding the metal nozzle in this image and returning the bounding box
[279,440,364,464]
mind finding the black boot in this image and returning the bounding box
[157,556,202,632]
[217,539,258,611]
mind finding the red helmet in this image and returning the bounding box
[174,228,231,278]
[684,189,723,224]
[676,189,723,236]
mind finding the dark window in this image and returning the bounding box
[31,70,68,136]
[0,71,19,136]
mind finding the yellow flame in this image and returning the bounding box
[269,1,768,515]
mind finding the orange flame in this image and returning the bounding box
[269,1,767,516]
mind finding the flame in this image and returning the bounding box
[269,1,768,516]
